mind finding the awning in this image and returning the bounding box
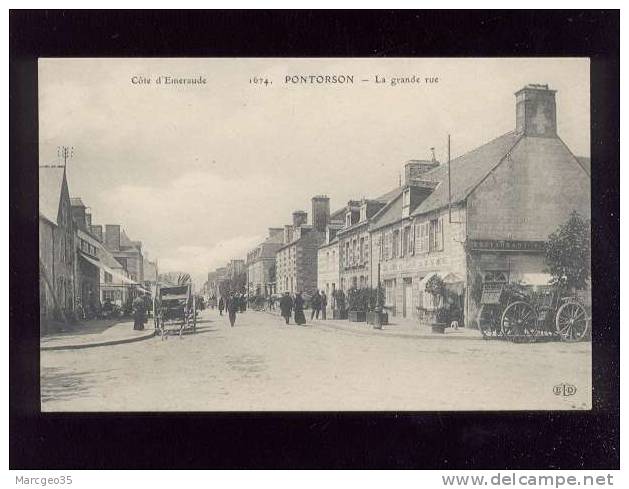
[79,251,140,287]
[443,272,464,284]
[519,273,552,286]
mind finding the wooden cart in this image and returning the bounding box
[154,283,197,340]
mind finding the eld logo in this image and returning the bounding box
[553,383,577,396]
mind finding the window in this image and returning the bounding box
[415,222,429,253]
[392,230,400,258]
[360,206,367,222]
[484,271,508,284]
[104,271,112,283]
[345,242,350,267]
[402,226,411,257]
[402,188,411,217]
[346,212,352,228]
[429,218,444,252]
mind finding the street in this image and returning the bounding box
[41,309,591,411]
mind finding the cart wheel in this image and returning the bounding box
[478,304,501,338]
[555,301,589,342]
[501,301,536,340]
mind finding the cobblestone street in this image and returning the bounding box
[41,309,591,412]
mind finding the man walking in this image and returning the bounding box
[279,292,293,325]
[226,294,238,327]
[320,290,328,320]
[218,296,225,316]
[310,290,321,320]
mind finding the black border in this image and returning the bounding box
[10,10,620,469]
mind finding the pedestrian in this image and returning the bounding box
[226,294,238,327]
[294,292,306,325]
[310,290,321,320]
[268,295,275,311]
[239,293,246,313]
[279,292,293,325]
[218,297,225,316]
[132,294,147,331]
[320,290,327,320]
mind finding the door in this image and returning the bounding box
[403,278,413,318]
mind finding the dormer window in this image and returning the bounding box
[402,188,411,217]
[360,205,367,222]
[346,212,352,228]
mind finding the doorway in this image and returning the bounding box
[402,277,413,318]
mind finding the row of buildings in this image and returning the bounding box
[39,164,159,330]
[207,84,591,326]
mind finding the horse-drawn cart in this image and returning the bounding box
[477,277,590,342]
[154,282,197,339]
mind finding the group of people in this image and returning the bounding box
[278,290,328,326]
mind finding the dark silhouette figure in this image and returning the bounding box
[279,292,293,324]
[294,292,306,325]
[218,297,225,316]
[310,290,322,320]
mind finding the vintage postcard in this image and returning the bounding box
[38,58,591,412]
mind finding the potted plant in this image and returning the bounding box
[424,274,448,334]
[332,289,348,320]
[347,287,367,322]
[366,286,388,328]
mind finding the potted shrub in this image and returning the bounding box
[332,289,348,320]
[347,287,367,322]
[366,287,388,328]
[424,274,448,334]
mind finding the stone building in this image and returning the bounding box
[276,196,330,296]
[39,165,76,327]
[71,198,100,311]
[370,84,591,325]
[336,190,401,292]
[246,228,284,297]
[316,209,345,303]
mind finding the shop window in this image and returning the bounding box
[483,271,508,284]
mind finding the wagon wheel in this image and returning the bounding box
[478,304,501,338]
[555,301,589,342]
[501,301,536,340]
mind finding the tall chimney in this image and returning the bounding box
[268,227,283,238]
[105,224,121,251]
[284,225,294,244]
[292,210,308,228]
[515,84,557,137]
[311,195,330,233]
[90,224,103,242]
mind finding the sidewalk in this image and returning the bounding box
[41,318,156,351]
[263,309,482,341]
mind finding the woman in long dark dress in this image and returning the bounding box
[294,292,306,325]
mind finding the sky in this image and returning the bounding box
[39,58,589,286]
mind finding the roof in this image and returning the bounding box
[411,131,523,216]
[375,186,403,203]
[39,166,66,225]
[370,191,405,231]
[70,197,86,207]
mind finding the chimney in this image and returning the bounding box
[284,225,294,244]
[90,224,103,242]
[515,84,557,137]
[311,195,330,233]
[268,227,283,238]
[105,224,121,251]
[403,158,439,185]
[292,210,308,228]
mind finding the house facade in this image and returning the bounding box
[369,84,590,326]
[246,228,284,297]
[39,165,76,327]
[276,196,330,296]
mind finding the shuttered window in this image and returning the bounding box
[415,222,429,253]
